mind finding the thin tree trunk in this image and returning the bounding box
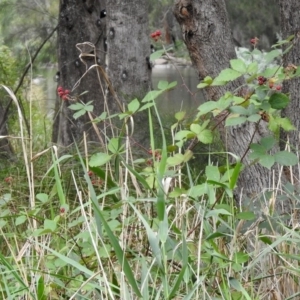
[106,0,152,156]
[173,0,284,207]
[54,0,106,146]
[279,1,300,182]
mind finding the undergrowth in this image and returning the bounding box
[1,37,300,300]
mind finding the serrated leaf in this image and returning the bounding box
[214,68,242,82]
[197,101,217,116]
[225,116,247,126]
[89,152,112,167]
[269,93,290,110]
[197,129,213,144]
[85,105,94,112]
[230,59,247,74]
[274,151,298,166]
[158,80,169,90]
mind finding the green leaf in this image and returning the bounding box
[142,90,163,102]
[259,154,275,169]
[128,98,140,113]
[190,123,201,135]
[167,153,184,166]
[15,215,27,226]
[69,103,84,110]
[73,109,86,119]
[247,62,258,74]
[174,130,194,141]
[269,93,290,110]
[214,68,242,82]
[183,150,193,162]
[274,151,298,166]
[225,116,247,127]
[260,136,276,151]
[150,49,165,60]
[230,106,248,115]
[85,105,94,112]
[229,278,251,300]
[205,165,220,182]
[230,59,247,74]
[188,184,207,198]
[197,101,217,116]
[108,138,120,154]
[175,111,186,121]
[167,81,177,89]
[158,80,169,90]
[197,129,213,144]
[235,212,255,220]
[36,193,49,203]
[89,152,112,167]
[44,219,57,232]
[247,114,261,122]
[277,117,295,131]
[197,82,208,89]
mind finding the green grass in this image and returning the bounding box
[1,75,300,300]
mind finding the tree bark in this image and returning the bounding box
[173,0,280,205]
[106,0,152,155]
[279,1,300,181]
[54,0,107,146]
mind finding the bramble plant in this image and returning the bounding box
[2,36,300,300]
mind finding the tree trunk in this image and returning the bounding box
[54,0,107,146]
[173,0,280,206]
[279,1,300,181]
[0,103,14,161]
[106,0,152,155]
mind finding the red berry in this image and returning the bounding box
[57,86,63,92]
[60,207,65,213]
[62,95,68,100]
[276,85,282,91]
[88,170,93,177]
[64,89,70,95]
[58,91,64,97]
[155,30,161,37]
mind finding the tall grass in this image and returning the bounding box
[1,56,300,300]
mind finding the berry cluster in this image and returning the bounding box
[257,76,267,85]
[87,170,103,186]
[250,37,259,46]
[146,149,162,166]
[150,30,161,42]
[57,86,70,101]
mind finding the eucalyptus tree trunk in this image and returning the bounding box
[54,0,107,146]
[106,0,151,155]
[173,0,282,207]
[279,1,300,180]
